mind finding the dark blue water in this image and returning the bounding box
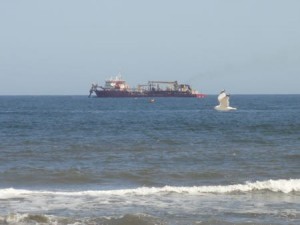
[0,95,299,225]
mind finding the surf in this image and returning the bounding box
[1,179,299,199]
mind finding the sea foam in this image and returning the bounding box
[0,179,299,199]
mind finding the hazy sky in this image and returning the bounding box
[1,0,300,95]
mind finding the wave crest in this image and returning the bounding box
[0,179,299,199]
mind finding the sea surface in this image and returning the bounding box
[0,95,299,225]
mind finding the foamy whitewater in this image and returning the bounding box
[0,95,300,225]
[1,179,300,198]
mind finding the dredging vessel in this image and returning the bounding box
[89,75,205,98]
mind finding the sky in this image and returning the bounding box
[0,0,300,95]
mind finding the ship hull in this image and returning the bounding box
[94,90,205,98]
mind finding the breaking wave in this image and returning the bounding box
[1,212,297,225]
[0,179,299,199]
[0,213,166,225]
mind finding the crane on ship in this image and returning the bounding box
[147,81,179,91]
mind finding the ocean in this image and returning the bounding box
[0,95,299,225]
